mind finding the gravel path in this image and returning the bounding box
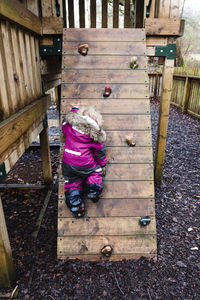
[0,101,199,299]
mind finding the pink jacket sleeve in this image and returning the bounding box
[92,142,107,167]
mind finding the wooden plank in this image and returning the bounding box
[58,253,156,260]
[124,0,130,28]
[61,84,148,99]
[42,17,63,34]
[63,55,147,69]
[68,0,74,28]
[41,0,52,17]
[26,0,39,16]
[135,0,144,28]
[33,36,42,96]
[0,95,50,156]
[0,21,18,115]
[39,127,52,184]
[60,114,151,130]
[59,163,153,181]
[170,0,180,18]
[63,28,145,41]
[58,198,155,217]
[63,41,146,55]
[145,18,182,36]
[155,59,174,184]
[0,197,15,288]
[60,130,152,147]
[79,0,85,28]
[58,217,156,236]
[0,0,42,35]
[146,37,168,46]
[90,0,96,28]
[24,32,35,98]
[159,0,170,18]
[113,0,119,28]
[62,70,148,84]
[61,99,150,114]
[102,0,108,28]
[57,235,157,256]
[59,181,154,198]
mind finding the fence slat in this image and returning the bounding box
[113,0,119,28]
[124,0,130,28]
[90,0,96,28]
[102,0,108,28]
[68,0,74,28]
[79,0,85,28]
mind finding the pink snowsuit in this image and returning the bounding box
[62,108,106,192]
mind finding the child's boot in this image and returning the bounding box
[65,190,85,218]
[86,184,103,203]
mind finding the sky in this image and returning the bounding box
[180,0,200,15]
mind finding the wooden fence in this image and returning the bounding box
[149,67,200,119]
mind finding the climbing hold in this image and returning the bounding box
[130,56,138,69]
[78,44,88,56]
[126,136,136,147]
[139,217,151,226]
[103,85,112,97]
[101,245,113,257]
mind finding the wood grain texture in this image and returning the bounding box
[61,99,150,114]
[59,181,154,198]
[62,70,148,84]
[58,217,156,236]
[0,0,42,35]
[102,0,108,28]
[61,84,149,99]
[42,17,63,34]
[68,0,74,28]
[63,41,146,55]
[145,18,182,36]
[90,0,96,28]
[57,254,156,260]
[62,55,147,69]
[113,0,119,28]
[124,0,130,28]
[58,198,155,217]
[79,0,85,28]
[57,235,157,256]
[63,28,145,41]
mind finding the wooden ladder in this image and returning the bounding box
[58,28,157,260]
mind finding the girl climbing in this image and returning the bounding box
[62,106,107,218]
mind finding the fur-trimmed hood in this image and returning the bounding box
[64,111,106,143]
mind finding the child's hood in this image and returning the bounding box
[64,111,106,143]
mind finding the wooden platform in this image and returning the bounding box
[58,28,157,260]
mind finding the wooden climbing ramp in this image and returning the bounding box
[58,28,157,260]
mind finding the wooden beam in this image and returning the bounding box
[145,18,182,36]
[0,0,42,35]
[0,196,15,288]
[155,59,174,184]
[39,126,52,183]
[42,17,63,34]
[0,95,50,156]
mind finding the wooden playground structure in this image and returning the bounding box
[0,0,183,287]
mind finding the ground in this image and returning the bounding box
[0,100,200,299]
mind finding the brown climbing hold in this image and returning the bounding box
[103,85,112,97]
[78,44,88,56]
[101,245,113,257]
[126,136,136,147]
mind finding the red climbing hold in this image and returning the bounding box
[103,85,112,97]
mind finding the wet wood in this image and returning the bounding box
[61,99,150,114]
[63,28,145,41]
[102,0,108,28]
[59,181,154,198]
[113,0,119,28]
[63,41,146,55]
[58,235,157,256]
[62,70,148,84]
[62,83,148,99]
[58,217,156,236]
[90,0,96,28]
[62,55,147,70]
[58,198,155,218]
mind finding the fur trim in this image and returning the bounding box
[65,111,106,143]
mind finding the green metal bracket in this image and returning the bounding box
[39,35,62,56]
[155,44,176,59]
[146,0,152,18]
[43,115,48,129]
[0,163,6,183]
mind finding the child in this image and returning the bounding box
[62,106,107,218]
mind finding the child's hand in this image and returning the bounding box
[102,166,106,177]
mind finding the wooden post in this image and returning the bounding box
[182,77,191,114]
[154,73,159,99]
[0,197,15,287]
[39,121,52,184]
[155,58,174,184]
